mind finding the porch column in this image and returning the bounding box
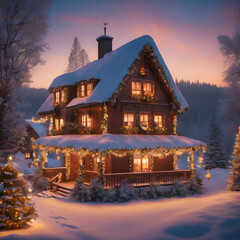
[65,152,70,181]
[173,152,178,170]
[188,151,195,172]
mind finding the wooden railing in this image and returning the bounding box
[49,172,63,191]
[83,170,100,184]
[83,170,191,188]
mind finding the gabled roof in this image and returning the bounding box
[37,93,54,115]
[27,119,47,137]
[49,35,188,112]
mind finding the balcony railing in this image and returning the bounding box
[83,170,192,188]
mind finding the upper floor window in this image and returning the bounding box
[82,114,92,128]
[87,83,93,96]
[132,81,141,95]
[140,114,149,128]
[143,82,153,95]
[140,67,146,76]
[123,113,134,128]
[133,155,149,172]
[61,90,65,102]
[154,115,163,128]
[55,91,60,103]
[81,85,85,97]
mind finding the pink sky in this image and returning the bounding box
[30,0,239,89]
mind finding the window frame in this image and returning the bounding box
[123,113,135,128]
[81,114,92,128]
[140,113,149,128]
[131,81,142,96]
[154,115,163,128]
[133,155,150,172]
[61,89,65,102]
[80,84,85,97]
[143,82,154,95]
[55,91,60,103]
[87,83,93,96]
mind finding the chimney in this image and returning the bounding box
[96,35,113,59]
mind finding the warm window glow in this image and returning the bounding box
[61,90,65,102]
[82,114,92,128]
[55,118,59,130]
[123,113,134,128]
[81,85,85,97]
[140,67,146,76]
[154,115,163,128]
[140,114,149,128]
[25,152,30,159]
[55,91,60,103]
[87,83,93,96]
[60,118,64,129]
[143,82,153,95]
[133,156,149,172]
[132,81,141,95]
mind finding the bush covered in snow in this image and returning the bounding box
[72,174,204,203]
[31,174,50,191]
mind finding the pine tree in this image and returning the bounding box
[203,119,228,169]
[0,164,37,229]
[66,37,90,73]
[227,127,240,191]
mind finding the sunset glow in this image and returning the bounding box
[31,0,239,88]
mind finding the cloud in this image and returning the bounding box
[58,14,95,24]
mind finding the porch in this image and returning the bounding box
[83,169,192,188]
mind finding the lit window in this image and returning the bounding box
[55,118,59,130]
[60,118,64,129]
[154,115,163,128]
[25,152,31,159]
[132,81,141,95]
[143,82,153,95]
[82,114,92,128]
[123,113,134,128]
[61,90,65,102]
[140,114,149,128]
[55,91,60,103]
[140,67,146,76]
[133,156,149,172]
[87,83,93,96]
[81,85,85,97]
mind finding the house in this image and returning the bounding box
[23,119,47,159]
[34,34,205,188]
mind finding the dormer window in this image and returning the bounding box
[140,67,146,76]
[61,89,65,102]
[132,81,141,95]
[81,85,85,97]
[87,83,93,96]
[55,91,60,103]
[82,114,92,128]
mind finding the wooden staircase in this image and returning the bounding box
[49,172,73,199]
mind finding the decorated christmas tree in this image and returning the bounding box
[0,164,37,229]
[227,127,240,191]
[203,119,227,169]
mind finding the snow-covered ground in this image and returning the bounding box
[1,168,240,240]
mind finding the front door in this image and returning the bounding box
[70,153,80,181]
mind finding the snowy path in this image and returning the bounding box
[1,169,240,240]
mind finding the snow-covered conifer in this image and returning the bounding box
[227,127,240,191]
[203,119,228,169]
[66,37,90,72]
[0,164,37,229]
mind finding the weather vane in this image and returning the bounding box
[104,22,107,35]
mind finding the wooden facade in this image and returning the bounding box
[36,35,196,187]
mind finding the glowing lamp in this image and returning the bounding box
[205,168,211,182]
[8,155,13,161]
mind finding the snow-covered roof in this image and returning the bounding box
[37,94,54,115]
[49,35,188,111]
[34,134,205,152]
[27,120,47,137]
